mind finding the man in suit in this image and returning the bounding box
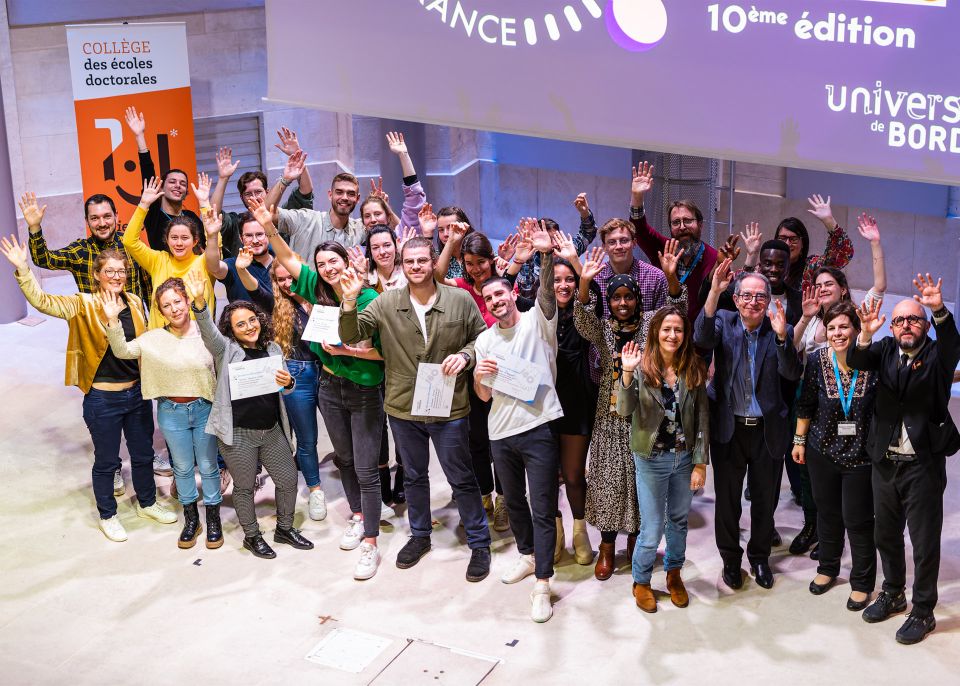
[848,274,960,644]
[694,259,803,590]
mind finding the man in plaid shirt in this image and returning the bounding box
[23,192,150,302]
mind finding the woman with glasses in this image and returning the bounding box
[1,236,174,542]
[793,301,878,610]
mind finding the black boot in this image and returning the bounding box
[379,465,393,505]
[178,501,202,549]
[392,465,406,504]
[205,503,223,549]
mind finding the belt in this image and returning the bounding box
[735,416,762,426]
[885,452,917,463]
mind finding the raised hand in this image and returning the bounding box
[386,131,407,155]
[274,126,301,156]
[769,299,788,340]
[573,192,591,219]
[497,233,518,262]
[631,162,654,201]
[856,213,881,243]
[283,149,307,183]
[418,203,437,238]
[807,193,837,228]
[658,238,682,280]
[580,246,606,282]
[247,196,276,230]
[739,222,762,256]
[620,340,642,373]
[202,203,222,238]
[494,256,510,276]
[513,236,535,265]
[801,284,819,318]
[123,106,145,136]
[216,146,240,179]
[0,234,29,270]
[397,225,417,250]
[96,289,127,322]
[235,246,254,271]
[529,219,554,254]
[191,172,211,206]
[184,269,207,307]
[912,273,944,312]
[552,231,578,263]
[447,221,470,244]
[369,177,388,202]
[717,233,741,262]
[855,296,886,339]
[139,177,163,207]
[17,192,46,228]
[710,257,734,293]
[339,266,364,301]
[346,245,369,274]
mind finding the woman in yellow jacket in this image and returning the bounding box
[123,176,218,329]
[1,235,176,542]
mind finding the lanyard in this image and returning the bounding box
[678,242,705,284]
[831,351,858,420]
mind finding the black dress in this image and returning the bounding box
[551,303,599,436]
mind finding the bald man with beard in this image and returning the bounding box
[848,275,960,645]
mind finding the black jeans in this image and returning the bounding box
[82,384,156,518]
[468,384,501,495]
[318,370,384,539]
[873,455,946,614]
[491,423,559,579]
[712,422,780,566]
[806,445,876,592]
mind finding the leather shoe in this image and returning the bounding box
[722,563,743,590]
[862,590,907,623]
[594,542,615,581]
[751,562,774,589]
[274,526,314,550]
[847,593,870,611]
[809,543,819,560]
[666,569,689,608]
[466,546,491,582]
[396,536,431,569]
[243,534,276,559]
[808,575,836,595]
[771,529,782,547]
[789,522,817,555]
[632,582,657,613]
[895,612,936,645]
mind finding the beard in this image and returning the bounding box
[895,332,926,351]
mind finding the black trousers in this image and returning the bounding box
[712,421,781,566]
[806,445,876,592]
[468,384,501,495]
[873,455,946,614]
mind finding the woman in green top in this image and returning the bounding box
[251,198,387,581]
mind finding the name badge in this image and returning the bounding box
[837,422,857,436]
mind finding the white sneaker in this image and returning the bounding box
[99,515,128,542]
[153,451,173,476]
[531,582,553,623]
[380,502,394,521]
[340,514,364,550]
[493,495,510,532]
[501,553,536,584]
[354,541,381,580]
[113,470,125,496]
[308,489,327,521]
[136,501,177,524]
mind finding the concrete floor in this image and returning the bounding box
[1,275,958,684]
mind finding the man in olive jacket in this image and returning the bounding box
[339,237,493,582]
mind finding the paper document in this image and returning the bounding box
[479,351,541,402]
[411,363,455,417]
[301,305,342,345]
[304,628,393,673]
[228,355,283,400]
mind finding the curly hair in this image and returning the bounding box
[641,305,706,390]
[218,300,274,350]
[154,277,187,306]
[270,261,298,357]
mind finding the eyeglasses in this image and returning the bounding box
[891,315,925,328]
[234,316,260,331]
[670,217,698,228]
[102,269,128,278]
[734,292,769,303]
[779,235,802,244]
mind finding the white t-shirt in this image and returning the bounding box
[410,293,435,346]
[474,299,564,440]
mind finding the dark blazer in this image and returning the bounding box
[846,311,960,470]
[694,309,803,458]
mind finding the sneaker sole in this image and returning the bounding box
[136,509,178,525]
[896,620,935,645]
[862,604,908,623]
[395,545,431,569]
[354,559,381,580]
[100,529,128,542]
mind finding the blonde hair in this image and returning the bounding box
[271,258,299,357]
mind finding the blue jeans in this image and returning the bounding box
[81,384,156,519]
[157,398,221,506]
[632,450,695,584]
[390,417,491,549]
[283,359,321,488]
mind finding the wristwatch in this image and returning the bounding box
[459,352,471,366]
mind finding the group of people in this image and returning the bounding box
[6,112,958,641]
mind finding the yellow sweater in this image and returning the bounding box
[123,206,216,328]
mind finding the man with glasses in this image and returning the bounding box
[848,277,960,644]
[593,217,668,319]
[205,214,274,303]
[695,260,802,591]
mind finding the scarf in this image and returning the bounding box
[606,274,642,412]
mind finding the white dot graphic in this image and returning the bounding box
[611,0,667,45]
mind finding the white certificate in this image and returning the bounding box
[301,305,341,345]
[411,363,455,417]
[479,351,541,402]
[228,355,283,400]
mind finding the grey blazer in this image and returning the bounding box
[616,374,710,465]
[194,303,294,447]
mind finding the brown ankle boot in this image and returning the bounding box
[633,582,657,613]
[627,533,637,564]
[594,542,615,580]
[666,568,689,608]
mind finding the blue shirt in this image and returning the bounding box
[221,256,272,303]
[731,324,763,418]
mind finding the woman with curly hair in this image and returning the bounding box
[184,270,311,560]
